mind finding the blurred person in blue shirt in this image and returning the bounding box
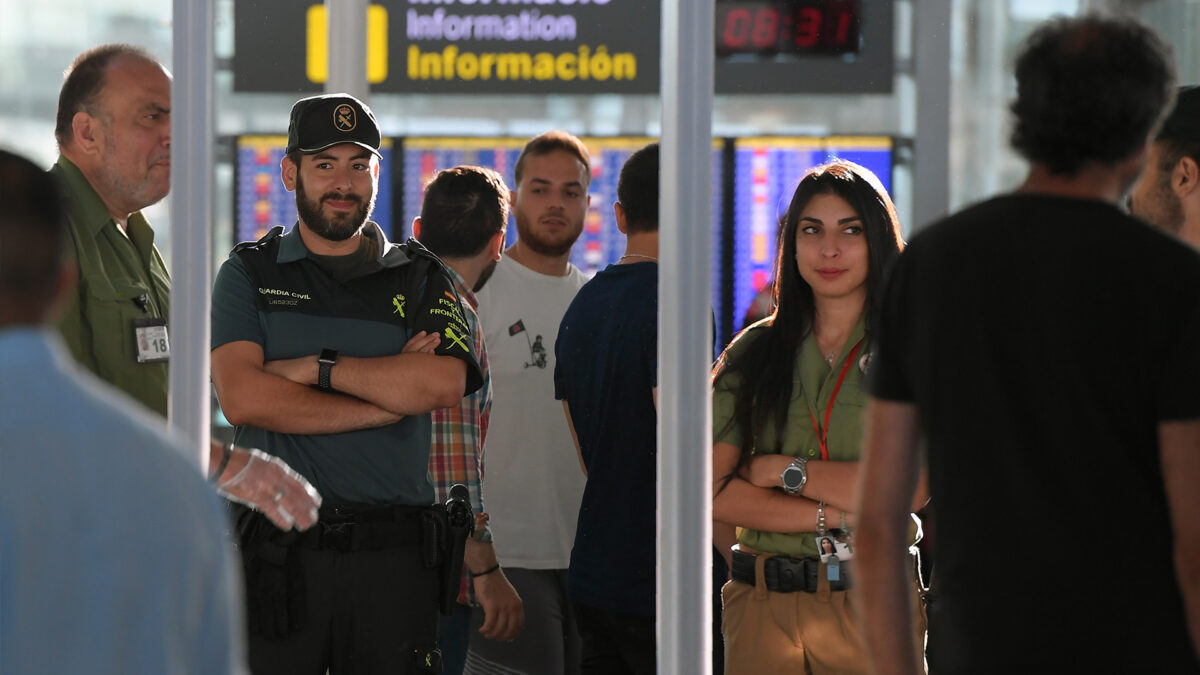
[0,147,247,675]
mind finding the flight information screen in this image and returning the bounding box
[400,136,727,332]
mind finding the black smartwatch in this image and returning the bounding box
[317,348,339,391]
[781,457,808,495]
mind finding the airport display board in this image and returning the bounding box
[716,0,863,57]
[230,134,895,347]
[234,0,892,94]
[233,136,396,245]
[234,0,660,94]
[399,136,726,329]
[730,136,893,329]
[715,0,892,93]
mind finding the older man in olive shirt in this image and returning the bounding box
[52,43,318,530]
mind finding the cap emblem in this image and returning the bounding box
[334,104,357,133]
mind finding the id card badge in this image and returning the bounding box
[133,318,170,363]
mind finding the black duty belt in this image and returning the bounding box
[293,503,429,552]
[730,548,851,593]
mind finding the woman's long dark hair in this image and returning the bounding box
[713,160,903,492]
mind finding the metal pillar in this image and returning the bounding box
[659,0,715,672]
[326,0,369,100]
[169,0,215,469]
[913,0,953,228]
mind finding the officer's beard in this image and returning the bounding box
[295,173,376,242]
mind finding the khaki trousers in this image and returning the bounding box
[721,553,926,675]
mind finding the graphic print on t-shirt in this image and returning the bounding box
[507,318,548,369]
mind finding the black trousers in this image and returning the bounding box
[574,601,656,675]
[248,544,440,675]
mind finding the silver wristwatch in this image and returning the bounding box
[780,457,808,495]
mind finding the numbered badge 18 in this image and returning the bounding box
[134,318,170,363]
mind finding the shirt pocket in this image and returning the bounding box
[81,275,157,382]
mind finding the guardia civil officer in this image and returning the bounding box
[211,93,483,674]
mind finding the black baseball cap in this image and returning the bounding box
[1157,85,1200,142]
[285,93,381,158]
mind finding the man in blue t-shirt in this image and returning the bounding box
[554,143,659,674]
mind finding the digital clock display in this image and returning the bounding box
[716,0,862,57]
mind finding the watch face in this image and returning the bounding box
[782,466,803,490]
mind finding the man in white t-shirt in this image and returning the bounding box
[466,131,591,675]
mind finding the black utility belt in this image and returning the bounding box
[293,503,436,553]
[731,548,851,593]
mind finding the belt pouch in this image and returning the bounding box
[237,510,306,639]
[421,506,446,569]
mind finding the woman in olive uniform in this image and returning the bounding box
[712,160,925,674]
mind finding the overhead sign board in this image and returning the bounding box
[235,0,661,94]
[233,0,893,95]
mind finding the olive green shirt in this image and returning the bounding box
[713,315,869,559]
[51,156,171,418]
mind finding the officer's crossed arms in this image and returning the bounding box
[214,329,464,434]
[259,329,454,414]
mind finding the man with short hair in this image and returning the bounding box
[466,131,592,674]
[51,43,318,529]
[413,165,525,671]
[554,142,659,674]
[1129,85,1200,250]
[211,93,483,674]
[0,147,245,674]
[855,15,1200,674]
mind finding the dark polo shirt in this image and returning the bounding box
[212,222,481,506]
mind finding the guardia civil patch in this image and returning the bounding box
[334,104,356,132]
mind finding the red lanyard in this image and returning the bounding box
[807,340,863,461]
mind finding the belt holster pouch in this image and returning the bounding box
[232,505,306,640]
[421,506,447,570]
[440,484,473,615]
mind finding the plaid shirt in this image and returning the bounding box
[429,266,492,544]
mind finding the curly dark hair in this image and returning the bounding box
[1009,15,1176,175]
